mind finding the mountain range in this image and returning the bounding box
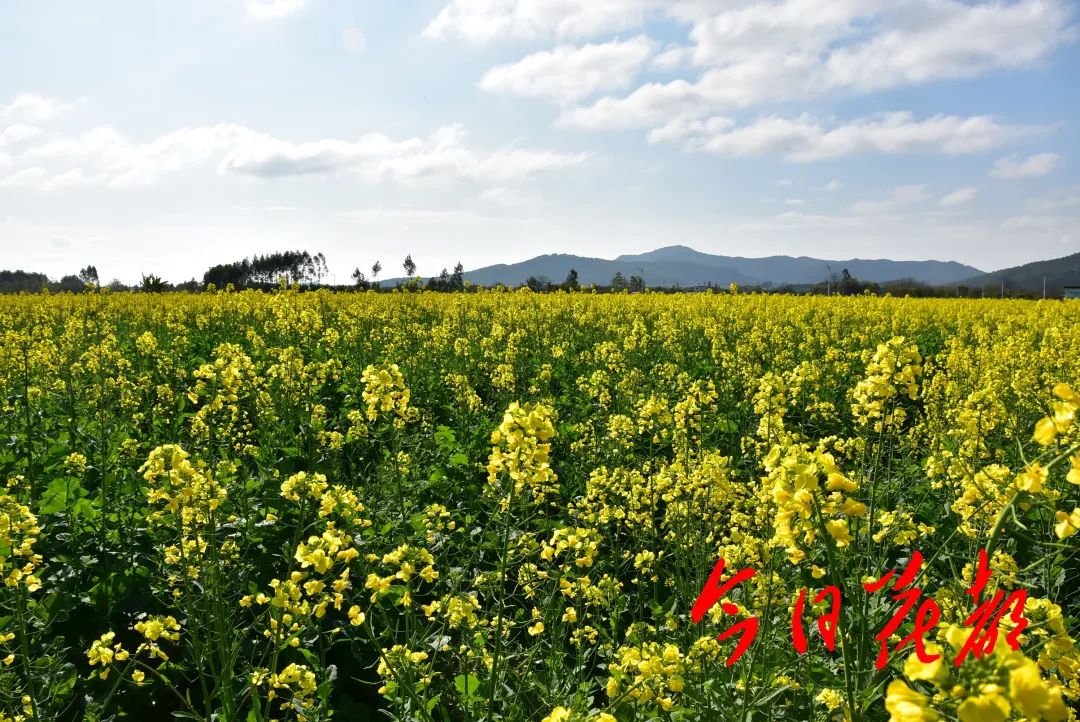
[390,245,984,288]
[956,250,1080,296]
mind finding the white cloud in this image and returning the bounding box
[26,125,252,188]
[5,122,589,190]
[479,36,654,105]
[554,0,1075,130]
[342,27,367,55]
[560,54,829,128]
[823,179,842,191]
[244,0,311,20]
[0,124,41,147]
[0,94,70,123]
[1001,215,1061,230]
[479,186,530,206]
[852,184,930,214]
[991,152,1060,179]
[650,112,1028,161]
[422,0,658,43]
[824,0,1074,92]
[0,167,93,192]
[559,79,714,130]
[939,186,978,207]
[650,45,693,70]
[688,0,869,67]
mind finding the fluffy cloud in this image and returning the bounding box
[823,0,1074,92]
[244,0,311,20]
[545,0,1074,132]
[2,121,589,190]
[221,125,589,184]
[422,0,659,43]
[0,125,41,147]
[991,152,1060,179]
[648,112,1028,161]
[479,36,654,104]
[0,93,70,123]
[23,125,251,189]
[939,187,978,206]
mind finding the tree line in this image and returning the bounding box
[0,253,1063,298]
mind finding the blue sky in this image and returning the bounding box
[1,0,1077,283]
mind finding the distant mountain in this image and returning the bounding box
[616,246,981,286]
[453,253,759,288]
[958,250,1080,296]
[387,245,983,288]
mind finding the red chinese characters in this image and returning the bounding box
[953,549,1027,666]
[691,557,758,667]
[862,551,942,670]
[792,585,841,654]
[695,549,1027,669]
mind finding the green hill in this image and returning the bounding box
[959,250,1080,296]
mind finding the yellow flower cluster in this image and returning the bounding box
[361,363,417,426]
[886,626,1070,722]
[852,336,922,432]
[1033,384,1078,447]
[86,632,130,680]
[541,707,617,722]
[762,443,863,564]
[141,444,226,526]
[487,401,558,505]
[376,645,433,698]
[0,493,41,591]
[134,615,181,661]
[364,544,438,607]
[606,641,686,711]
[252,662,319,721]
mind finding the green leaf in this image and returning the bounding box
[39,477,90,515]
[455,674,483,704]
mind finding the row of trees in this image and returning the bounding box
[204,251,329,288]
[0,256,1059,298]
[0,266,193,294]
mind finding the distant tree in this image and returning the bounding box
[140,274,168,293]
[307,252,329,284]
[426,268,452,292]
[564,268,579,290]
[107,278,129,292]
[403,254,416,278]
[610,271,627,291]
[838,268,855,295]
[524,275,552,292]
[451,262,465,291]
[204,250,328,288]
[371,260,382,288]
[351,268,369,289]
[78,265,99,287]
[0,270,50,293]
[628,275,645,293]
[58,275,83,293]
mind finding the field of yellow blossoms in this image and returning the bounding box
[1,289,1078,722]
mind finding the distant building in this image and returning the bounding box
[1065,286,1080,300]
